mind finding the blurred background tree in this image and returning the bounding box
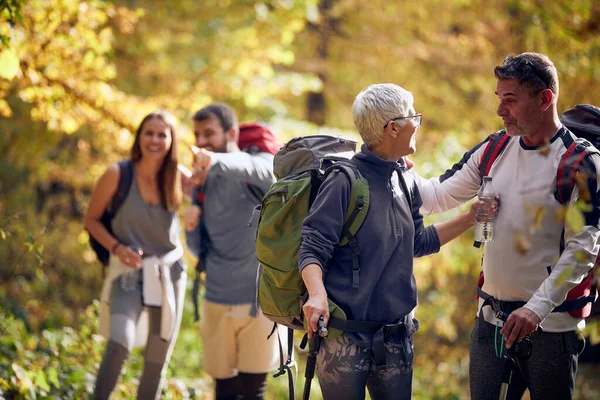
[1,0,600,398]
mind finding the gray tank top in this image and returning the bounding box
[111,165,182,256]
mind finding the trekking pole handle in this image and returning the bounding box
[317,316,328,338]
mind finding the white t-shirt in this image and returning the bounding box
[416,126,600,332]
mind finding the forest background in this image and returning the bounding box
[1,0,600,399]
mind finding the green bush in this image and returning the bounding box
[0,302,102,399]
[0,301,199,399]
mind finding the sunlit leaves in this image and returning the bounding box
[0,0,25,46]
[0,48,19,79]
[2,0,144,140]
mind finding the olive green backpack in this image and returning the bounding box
[254,135,370,399]
[256,135,370,336]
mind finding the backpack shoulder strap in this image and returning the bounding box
[479,130,511,179]
[324,160,370,289]
[325,161,370,242]
[556,136,600,205]
[110,159,134,214]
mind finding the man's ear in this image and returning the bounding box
[539,89,554,111]
[227,127,238,143]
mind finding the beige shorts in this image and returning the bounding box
[200,300,289,379]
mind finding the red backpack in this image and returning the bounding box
[238,121,280,155]
[476,106,600,319]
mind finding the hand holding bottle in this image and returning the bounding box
[474,176,499,245]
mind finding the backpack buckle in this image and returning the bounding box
[382,322,404,336]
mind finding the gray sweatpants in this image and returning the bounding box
[315,333,414,400]
[469,317,585,400]
[94,260,186,400]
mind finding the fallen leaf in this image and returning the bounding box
[515,232,531,255]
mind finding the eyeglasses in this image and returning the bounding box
[383,114,422,130]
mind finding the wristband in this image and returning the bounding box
[111,242,121,254]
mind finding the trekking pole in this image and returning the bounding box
[498,346,515,400]
[303,316,328,400]
[495,311,534,400]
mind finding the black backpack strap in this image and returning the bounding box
[479,130,511,180]
[553,288,597,313]
[271,326,296,400]
[192,222,210,321]
[324,162,366,289]
[110,159,134,214]
[93,159,133,270]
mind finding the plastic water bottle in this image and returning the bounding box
[473,176,497,247]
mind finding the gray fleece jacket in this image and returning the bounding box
[298,144,440,346]
[185,151,275,305]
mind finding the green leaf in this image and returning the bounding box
[565,204,584,233]
[35,370,50,392]
[65,369,86,385]
[0,49,20,80]
[47,367,60,388]
[0,230,6,240]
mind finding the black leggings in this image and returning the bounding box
[215,373,268,400]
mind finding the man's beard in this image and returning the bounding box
[201,138,228,153]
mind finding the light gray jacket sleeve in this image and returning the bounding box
[209,152,275,192]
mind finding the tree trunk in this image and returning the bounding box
[306,0,334,126]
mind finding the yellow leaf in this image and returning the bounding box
[576,200,593,212]
[574,250,588,263]
[565,204,584,233]
[555,206,567,223]
[0,99,12,117]
[531,206,546,229]
[0,49,20,80]
[515,232,531,255]
[554,264,575,288]
[575,172,590,201]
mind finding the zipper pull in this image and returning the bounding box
[247,204,262,227]
[280,186,288,205]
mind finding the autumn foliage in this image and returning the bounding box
[1,0,600,398]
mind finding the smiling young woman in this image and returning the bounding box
[84,110,187,400]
